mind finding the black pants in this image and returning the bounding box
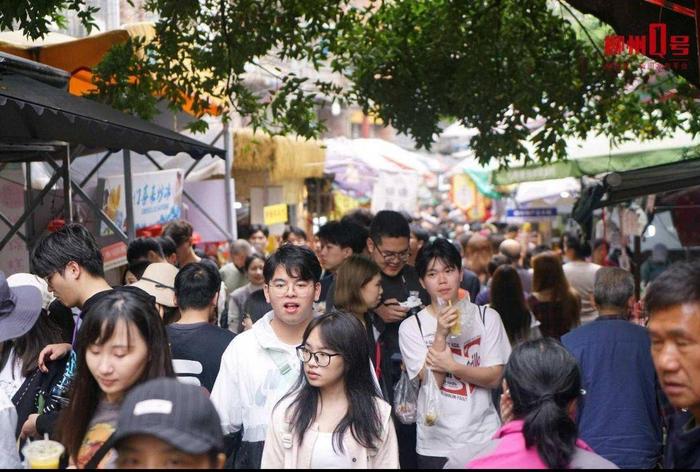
[395,420,418,469]
[417,453,448,469]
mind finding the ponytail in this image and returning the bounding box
[504,338,582,469]
[522,395,578,468]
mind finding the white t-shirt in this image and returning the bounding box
[399,303,512,457]
[310,432,355,469]
[563,261,601,324]
[0,349,24,400]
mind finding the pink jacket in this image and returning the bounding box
[261,397,399,469]
[444,420,617,469]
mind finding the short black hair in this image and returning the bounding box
[369,210,410,243]
[32,223,104,278]
[127,260,150,281]
[340,208,374,230]
[506,224,520,234]
[263,244,322,284]
[317,221,368,254]
[174,262,222,311]
[645,260,700,316]
[564,233,591,259]
[410,224,430,244]
[162,220,193,247]
[156,236,177,258]
[282,226,307,242]
[127,237,164,265]
[244,253,266,272]
[415,238,463,279]
[248,224,269,238]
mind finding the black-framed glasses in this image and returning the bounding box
[296,345,341,367]
[373,241,410,262]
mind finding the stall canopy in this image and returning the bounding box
[0,69,223,161]
[492,131,700,186]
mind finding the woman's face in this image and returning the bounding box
[360,274,383,310]
[302,326,345,390]
[86,319,148,403]
[247,258,265,285]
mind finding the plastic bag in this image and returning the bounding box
[421,368,441,426]
[393,366,418,424]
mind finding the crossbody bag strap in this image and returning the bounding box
[266,348,293,377]
[84,432,116,469]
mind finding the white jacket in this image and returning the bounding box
[210,311,302,442]
[0,389,20,469]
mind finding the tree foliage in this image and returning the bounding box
[5,0,700,166]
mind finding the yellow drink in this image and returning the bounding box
[23,439,64,469]
[448,300,462,336]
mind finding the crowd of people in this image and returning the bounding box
[0,207,698,469]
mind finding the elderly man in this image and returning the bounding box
[562,268,662,468]
[499,238,532,293]
[219,239,253,295]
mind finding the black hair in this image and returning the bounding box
[175,262,222,311]
[317,221,368,254]
[32,223,105,278]
[564,233,591,259]
[645,260,700,316]
[490,265,530,345]
[263,244,322,284]
[248,224,270,238]
[504,338,582,469]
[487,254,510,277]
[282,225,308,242]
[0,310,63,377]
[162,220,193,247]
[280,310,382,454]
[340,208,374,230]
[506,224,520,234]
[368,210,409,243]
[410,224,430,243]
[593,238,610,251]
[126,260,150,281]
[532,244,552,257]
[127,237,164,264]
[57,289,174,460]
[156,236,177,258]
[244,253,266,272]
[415,238,463,279]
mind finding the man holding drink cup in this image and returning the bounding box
[398,238,511,469]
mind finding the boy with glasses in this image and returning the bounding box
[366,210,430,469]
[210,244,322,469]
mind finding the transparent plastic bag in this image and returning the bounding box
[421,367,441,426]
[393,366,418,424]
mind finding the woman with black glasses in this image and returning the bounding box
[261,311,399,469]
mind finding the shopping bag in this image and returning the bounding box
[421,368,441,426]
[393,366,418,424]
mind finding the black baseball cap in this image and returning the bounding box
[114,378,224,455]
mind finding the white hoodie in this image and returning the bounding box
[210,311,302,442]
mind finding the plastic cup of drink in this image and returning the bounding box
[22,439,64,469]
[448,298,462,337]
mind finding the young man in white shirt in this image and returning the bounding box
[210,244,322,469]
[399,238,511,469]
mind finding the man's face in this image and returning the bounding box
[45,261,81,308]
[649,303,700,414]
[263,265,321,327]
[367,236,410,277]
[231,250,248,269]
[175,241,191,266]
[249,231,268,254]
[318,240,352,273]
[116,435,224,469]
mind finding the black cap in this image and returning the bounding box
[114,378,224,454]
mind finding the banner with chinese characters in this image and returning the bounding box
[98,169,184,237]
[370,171,420,214]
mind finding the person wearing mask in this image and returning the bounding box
[562,233,600,324]
[230,254,266,333]
[114,378,226,469]
[220,240,253,296]
[168,262,234,393]
[641,243,671,287]
[316,220,368,305]
[489,265,540,347]
[210,244,322,469]
[366,210,430,469]
[444,339,617,469]
[399,239,511,469]
[562,268,663,468]
[55,290,174,468]
[248,224,270,256]
[261,311,399,468]
[528,251,581,340]
[645,261,700,469]
[333,255,389,399]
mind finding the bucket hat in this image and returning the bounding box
[0,271,43,344]
[131,263,178,308]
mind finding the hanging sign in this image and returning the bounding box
[263,203,288,226]
[506,208,557,218]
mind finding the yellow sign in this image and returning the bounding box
[263,203,288,225]
[332,192,360,219]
